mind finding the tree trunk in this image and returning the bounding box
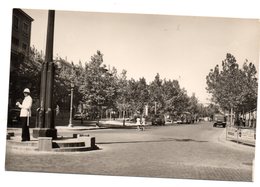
[230,107,233,126]
[123,110,125,126]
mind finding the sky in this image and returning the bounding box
[23,9,260,104]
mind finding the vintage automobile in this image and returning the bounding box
[73,112,89,120]
[178,112,193,124]
[213,114,226,128]
[8,108,21,127]
[151,115,165,126]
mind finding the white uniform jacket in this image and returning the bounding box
[18,95,32,117]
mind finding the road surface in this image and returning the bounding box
[5,121,255,181]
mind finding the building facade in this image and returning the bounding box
[10,8,34,71]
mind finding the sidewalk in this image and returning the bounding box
[7,125,103,135]
[6,119,139,141]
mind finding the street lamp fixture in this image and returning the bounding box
[68,82,74,127]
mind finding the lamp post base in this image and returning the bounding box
[33,128,57,139]
[68,123,73,127]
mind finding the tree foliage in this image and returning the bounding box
[78,51,117,118]
[10,48,214,120]
[206,53,258,114]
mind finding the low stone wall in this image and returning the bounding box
[226,126,256,146]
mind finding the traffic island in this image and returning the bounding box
[32,128,57,139]
[52,135,98,152]
[6,134,99,153]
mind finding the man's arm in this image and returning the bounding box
[18,97,32,110]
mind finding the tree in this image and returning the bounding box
[9,46,42,108]
[149,73,164,114]
[115,69,131,119]
[238,60,258,112]
[161,79,181,117]
[187,93,199,115]
[79,50,117,119]
[206,53,258,117]
[204,103,220,119]
[126,78,149,116]
[136,77,150,115]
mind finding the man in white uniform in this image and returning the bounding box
[16,88,32,141]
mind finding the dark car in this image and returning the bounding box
[8,108,21,127]
[151,115,165,126]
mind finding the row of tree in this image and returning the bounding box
[11,48,212,120]
[65,50,205,119]
[10,47,257,122]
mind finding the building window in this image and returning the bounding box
[12,37,19,46]
[23,22,29,34]
[13,16,19,30]
[22,43,27,51]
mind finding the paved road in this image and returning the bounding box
[5,122,255,182]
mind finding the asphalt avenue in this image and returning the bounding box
[5,121,255,182]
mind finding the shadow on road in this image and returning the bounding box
[97,137,208,145]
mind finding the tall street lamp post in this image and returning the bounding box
[68,82,74,127]
[33,10,57,139]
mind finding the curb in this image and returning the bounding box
[7,126,107,132]
[55,126,107,131]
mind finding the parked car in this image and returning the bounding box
[151,115,165,126]
[8,108,21,127]
[165,119,173,125]
[73,112,88,120]
[213,114,226,128]
[125,117,135,123]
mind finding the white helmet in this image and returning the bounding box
[23,88,30,94]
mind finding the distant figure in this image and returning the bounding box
[242,118,246,127]
[80,111,84,125]
[16,88,32,142]
[136,117,141,125]
[141,116,146,130]
[55,105,60,116]
[239,117,244,127]
[136,117,140,130]
[136,117,144,131]
[142,117,146,125]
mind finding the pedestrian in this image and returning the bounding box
[239,117,244,127]
[242,118,246,127]
[141,116,146,130]
[136,117,141,130]
[16,88,32,142]
[55,105,60,116]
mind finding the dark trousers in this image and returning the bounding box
[20,117,30,141]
